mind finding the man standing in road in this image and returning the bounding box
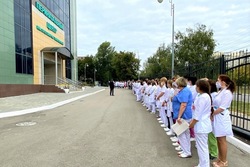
[109,80,115,96]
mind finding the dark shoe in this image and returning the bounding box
[209,154,217,160]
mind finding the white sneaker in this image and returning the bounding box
[172,142,179,147]
[150,112,155,114]
[170,136,178,140]
[166,131,174,136]
[159,121,163,123]
[160,124,166,128]
[157,118,161,121]
[164,127,170,132]
[177,151,184,155]
[171,137,178,142]
[178,153,192,158]
[175,146,182,151]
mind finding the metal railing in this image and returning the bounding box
[56,77,83,91]
[175,50,250,139]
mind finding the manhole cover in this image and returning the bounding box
[16,121,37,127]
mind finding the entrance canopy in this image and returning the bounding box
[41,47,74,60]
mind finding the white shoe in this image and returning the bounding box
[157,118,161,121]
[177,151,184,155]
[171,137,178,142]
[159,121,163,123]
[166,131,174,136]
[160,124,166,128]
[150,112,155,114]
[164,127,170,132]
[175,146,182,151]
[170,136,178,140]
[178,153,192,158]
[190,137,195,142]
[172,142,179,147]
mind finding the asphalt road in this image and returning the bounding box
[0,89,249,167]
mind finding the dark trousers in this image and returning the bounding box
[110,88,114,96]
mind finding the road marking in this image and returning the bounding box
[16,121,37,127]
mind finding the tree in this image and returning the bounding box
[112,51,140,81]
[94,41,116,85]
[78,55,95,83]
[175,24,216,67]
[141,43,172,79]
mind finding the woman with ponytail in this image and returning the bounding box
[211,74,236,167]
[189,79,212,167]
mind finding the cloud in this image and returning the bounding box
[186,6,210,13]
[76,0,250,64]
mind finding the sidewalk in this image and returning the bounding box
[0,86,105,118]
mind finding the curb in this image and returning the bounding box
[227,136,250,154]
[0,89,105,119]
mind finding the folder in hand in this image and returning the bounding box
[171,119,189,136]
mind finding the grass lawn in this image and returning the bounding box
[236,86,250,94]
[231,100,250,116]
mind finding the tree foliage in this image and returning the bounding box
[78,55,94,82]
[112,51,139,81]
[141,24,216,78]
[78,24,217,83]
[141,44,172,79]
[175,24,216,66]
[94,41,116,85]
[78,41,140,85]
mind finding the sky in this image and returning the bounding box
[76,0,250,67]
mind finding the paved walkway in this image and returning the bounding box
[0,87,105,118]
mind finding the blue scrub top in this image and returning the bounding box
[172,86,193,120]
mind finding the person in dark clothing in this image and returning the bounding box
[109,80,115,96]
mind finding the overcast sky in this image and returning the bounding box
[76,0,250,66]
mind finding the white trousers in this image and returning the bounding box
[196,133,210,167]
[150,102,156,113]
[160,107,167,126]
[178,125,191,155]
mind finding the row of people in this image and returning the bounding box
[132,74,235,167]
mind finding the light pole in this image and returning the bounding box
[84,63,88,82]
[157,0,175,78]
[94,69,97,86]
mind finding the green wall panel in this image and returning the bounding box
[0,0,33,84]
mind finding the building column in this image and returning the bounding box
[55,52,58,85]
[41,51,44,85]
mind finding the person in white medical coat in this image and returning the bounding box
[211,74,236,167]
[190,79,212,167]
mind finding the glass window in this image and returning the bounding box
[59,0,63,10]
[14,0,20,5]
[20,28,26,54]
[27,56,33,74]
[22,55,27,74]
[24,11,31,30]
[40,0,45,5]
[55,5,59,18]
[14,3,21,25]
[15,24,21,53]
[21,9,25,27]
[16,54,22,73]
[14,1,33,74]
[26,31,32,55]
[51,1,55,13]
[59,9,63,22]
[24,0,30,13]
